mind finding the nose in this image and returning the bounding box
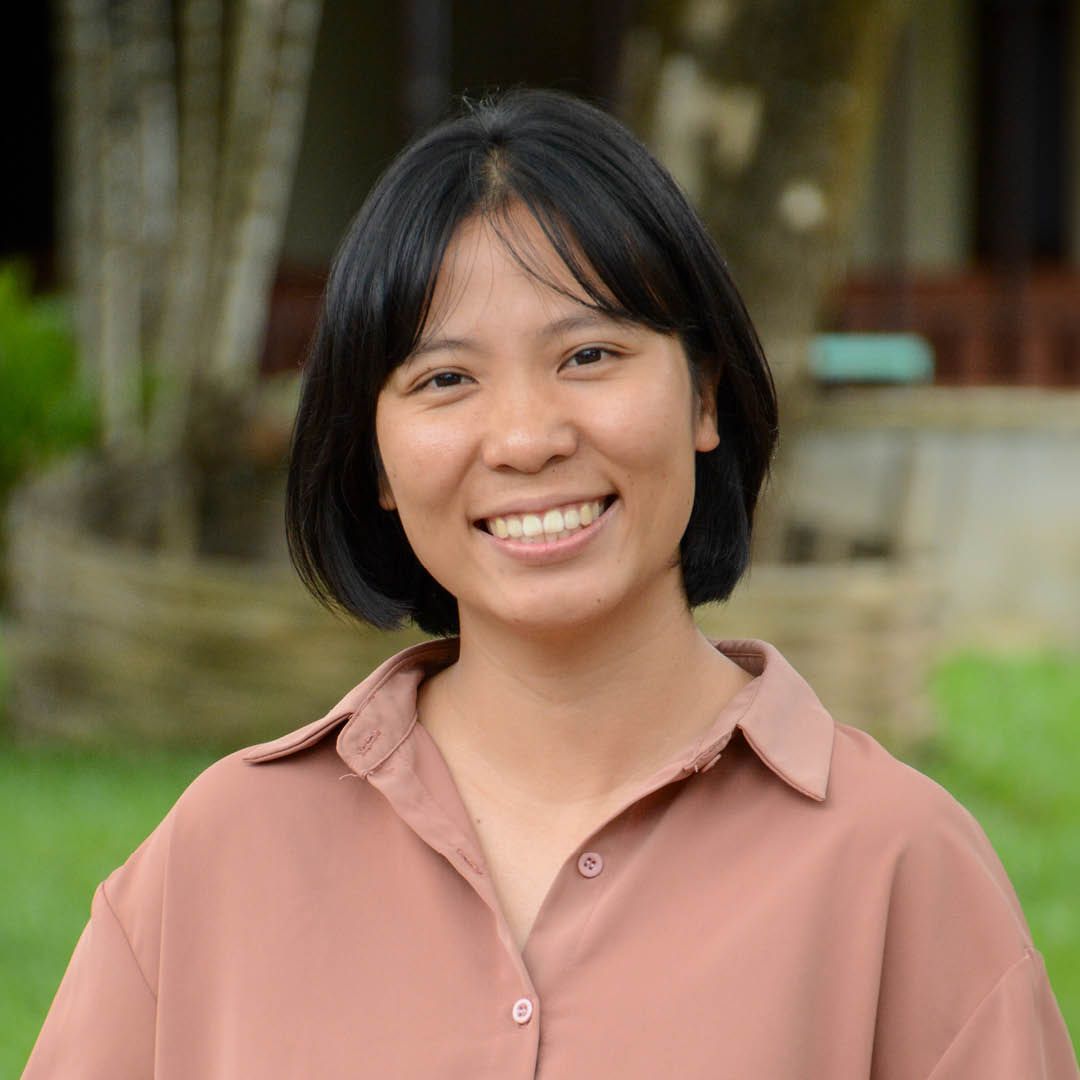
[479,377,578,474]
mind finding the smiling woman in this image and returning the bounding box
[24,91,1078,1079]
[284,91,775,640]
[373,210,719,635]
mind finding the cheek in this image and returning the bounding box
[597,379,699,476]
[381,426,456,482]
[375,406,471,523]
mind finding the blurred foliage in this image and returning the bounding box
[0,264,97,509]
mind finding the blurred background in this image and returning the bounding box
[1,0,1078,1069]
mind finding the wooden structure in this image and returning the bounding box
[6,458,425,749]
[835,272,1080,388]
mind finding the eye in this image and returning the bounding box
[416,370,470,391]
[564,346,612,368]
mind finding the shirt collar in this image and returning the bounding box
[244,637,834,801]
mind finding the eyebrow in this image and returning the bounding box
[406,310,635,364]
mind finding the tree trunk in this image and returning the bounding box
[54,0,323,554]
[620,0,916,556]
[623,0,914,402]
[132,0,178,357]
[206,0,323,389]
[147,0,224,457]
[57,0,108,401]
[99,0,144,449]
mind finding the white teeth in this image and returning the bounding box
[542,509,564,533]
[485,499,608,541]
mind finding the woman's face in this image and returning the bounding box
[374,209,719,635]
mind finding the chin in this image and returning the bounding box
[474,586,624,637]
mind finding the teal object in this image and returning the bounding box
[810,333,934,383]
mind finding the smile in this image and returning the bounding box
[480,496,616,543]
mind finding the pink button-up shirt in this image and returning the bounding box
[24,638,1078,1078]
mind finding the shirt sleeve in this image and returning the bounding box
[22,882,157,1078]
[866,772,1078,1079]
[926,947,1078,1080]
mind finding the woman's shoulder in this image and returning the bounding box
[165,647,433,826]
[107,643,454,895]
[816,729,1076,1074]
[825,720,1002,855]
[827,720,968,825]
[168,717,360,838]
[823,720,1033,943]
[105,702,371,892]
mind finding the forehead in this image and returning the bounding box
[423,208,608,333]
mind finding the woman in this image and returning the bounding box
[26,90,1076,1078]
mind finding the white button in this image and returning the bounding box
[577,851,604,878]
[511,997,534,1024]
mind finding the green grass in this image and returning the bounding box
[915,649,1080,1049]
[0,746,216,1074]
[1,650,1078,1072]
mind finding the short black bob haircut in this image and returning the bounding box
[285,88,779,637]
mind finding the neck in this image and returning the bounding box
[419,578,752,814]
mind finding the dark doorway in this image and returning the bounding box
[975,0,1072,264]
[1,4,55,279]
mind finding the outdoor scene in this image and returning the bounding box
[2,0,1079,1072]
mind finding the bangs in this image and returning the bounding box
[369,135,701,389]
[407,199,677,363]
[479,190,687,339]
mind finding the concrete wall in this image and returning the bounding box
[783,388,1080,651]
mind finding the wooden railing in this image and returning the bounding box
[260,266,327,376]
[832,271,1080,387]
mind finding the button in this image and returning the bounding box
[511,997,534,1024]
[577,851,604,878]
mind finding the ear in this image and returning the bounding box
[693,379,720,453]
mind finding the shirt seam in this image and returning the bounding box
[100,879,159,1005]
[923,946,1037,1080]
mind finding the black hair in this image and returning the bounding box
[285,88,779,636]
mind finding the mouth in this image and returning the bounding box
[476,495,617,544]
